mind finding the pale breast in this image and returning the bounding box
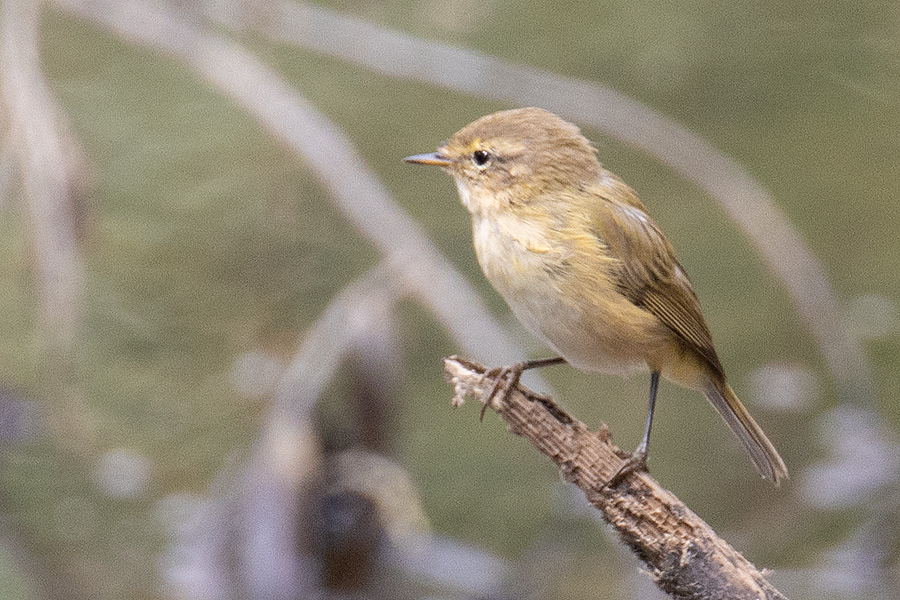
[471,213,661,377]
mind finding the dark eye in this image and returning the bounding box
[472,150,491,166]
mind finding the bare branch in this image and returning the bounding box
[445,356,789,600]
[169,266,515,597]
[1,0,98,455]
[0,0,86,359]
[220,0,874,404]
[165,265,399,599]
[237,265,403,599]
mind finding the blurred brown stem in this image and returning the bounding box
[444,356,788,600]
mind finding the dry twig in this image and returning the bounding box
[444,355,788,600]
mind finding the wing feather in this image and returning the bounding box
[589,179,723,373]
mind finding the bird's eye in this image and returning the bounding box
[472,150,491,166]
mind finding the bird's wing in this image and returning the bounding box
[589,181,723,373]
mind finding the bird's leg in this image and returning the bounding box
[603,370,659,489]
[479,357,566,421]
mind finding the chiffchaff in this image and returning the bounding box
[405,107,787,485]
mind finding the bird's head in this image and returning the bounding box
[405,107,602,216]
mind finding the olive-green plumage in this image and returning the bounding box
[406,107,787,485]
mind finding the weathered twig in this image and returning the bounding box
[444,356,788,600]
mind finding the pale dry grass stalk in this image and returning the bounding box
[0,0,85,359]
[1,0,96,452]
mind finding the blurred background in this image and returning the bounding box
[0,0,898,598]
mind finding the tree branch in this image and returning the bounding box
[444,355,788,600]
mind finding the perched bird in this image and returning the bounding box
[405,107,787,485]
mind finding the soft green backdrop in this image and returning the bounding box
[1,1,897,598]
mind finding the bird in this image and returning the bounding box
[404,107,788,486]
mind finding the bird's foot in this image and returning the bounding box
[602,444,649,491]
[478,362,527,421]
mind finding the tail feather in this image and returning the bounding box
[704,377,788,486]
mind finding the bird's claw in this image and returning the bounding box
[601,445,649,491]
[478,363,526,421]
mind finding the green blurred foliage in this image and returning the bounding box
[0,1,898,598]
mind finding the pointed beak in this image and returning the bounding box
[403,152,452,167]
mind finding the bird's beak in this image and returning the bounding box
[403,152,452,167]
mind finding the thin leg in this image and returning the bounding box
[637,370,660,456]
[603,370,660,489]
[480,356,566,420]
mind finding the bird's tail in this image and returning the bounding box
[703,376,788,486]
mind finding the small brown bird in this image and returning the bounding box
[405,107,788,485]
